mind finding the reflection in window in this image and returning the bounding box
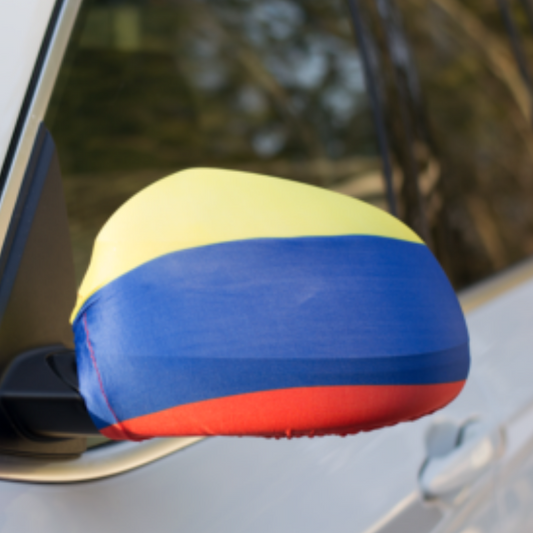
[46,0,383,283]
[359,0,533,289]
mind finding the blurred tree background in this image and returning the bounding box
[47,0,383,282]
[360,0,533,288]
[46,0,533,290]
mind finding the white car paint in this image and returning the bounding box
[0,0,79,264]
[0,0,56,174]
[465,276,533,532]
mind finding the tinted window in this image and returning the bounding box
[46,0,383,284]
[357,0,533,289]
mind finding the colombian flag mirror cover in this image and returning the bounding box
[72,169,469,441]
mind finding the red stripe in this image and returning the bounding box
[101,382,465,440]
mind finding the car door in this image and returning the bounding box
[358,2,533,531]
[0,1,530,532]
[462,260,533,533]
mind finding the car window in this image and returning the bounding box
[45,0,384,285]
[47,0,533,294]
[356,0,533,290]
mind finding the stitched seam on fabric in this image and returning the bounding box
[83,313,131,440]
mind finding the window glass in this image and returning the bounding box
[357,0,533,289]
[46,0,383,284]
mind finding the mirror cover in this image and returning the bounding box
[72,169,469,440]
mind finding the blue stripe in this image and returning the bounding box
[73,235,469,429]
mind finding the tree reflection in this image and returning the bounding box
[47,0,383,281]
[47,0,533,290]
[360,0,533,288]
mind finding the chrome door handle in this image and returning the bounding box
[419,421,500,500]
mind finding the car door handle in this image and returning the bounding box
[419,421,500,500]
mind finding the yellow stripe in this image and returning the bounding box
[72,168,422,319]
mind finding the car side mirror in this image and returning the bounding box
[0,168,469,450]
[72,168,469,440]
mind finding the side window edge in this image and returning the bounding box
[0,0,81,260]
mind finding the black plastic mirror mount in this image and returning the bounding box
[0,345,98,458]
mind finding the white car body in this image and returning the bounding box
[0,2,532,532]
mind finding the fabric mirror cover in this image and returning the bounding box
[72,169,469,441]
